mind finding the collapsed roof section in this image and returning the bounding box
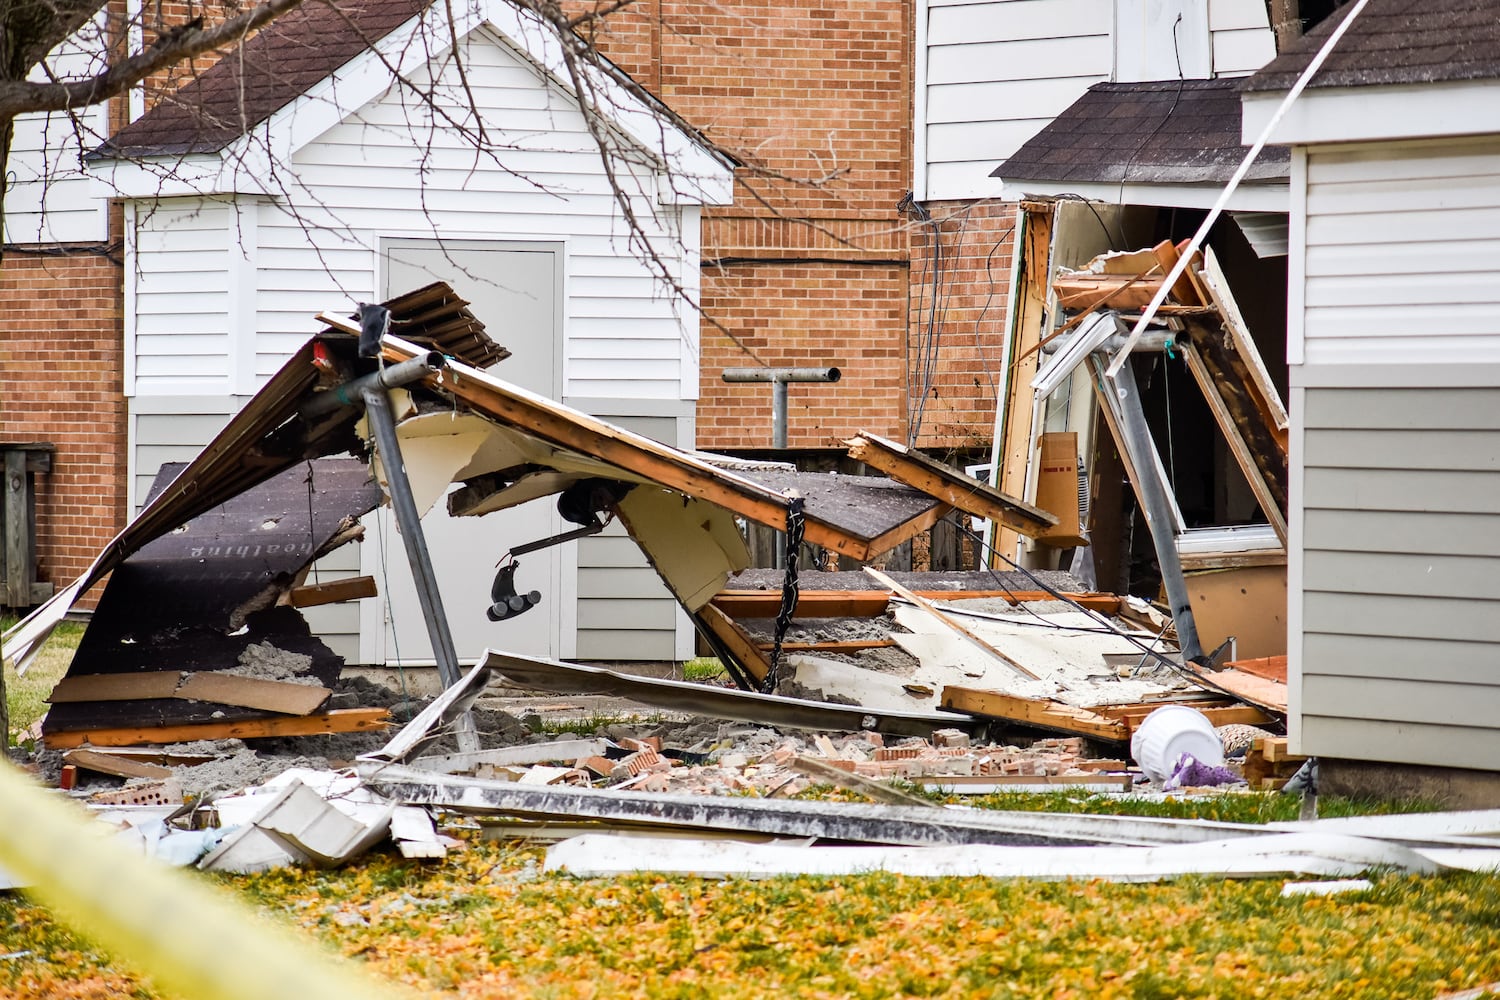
[5,282,1058,725]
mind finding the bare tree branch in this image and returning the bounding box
[0,0,308,118]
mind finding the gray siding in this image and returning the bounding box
[1298,382,1500,768]
[573,411,690,662]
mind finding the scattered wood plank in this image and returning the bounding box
[1244,736,1306,790]
[711,589,1121,619]
[844,432,1056,538]
[1222,655,1288,684]
[50,670,331,716]
[175,673,331,715]
[42,708,390,749]
[865,568,1039,680]
[789,756,937,808]
[913,773,1134,792]
[696,604,773,685]
[63,748,174,780]
[1093,701,1275,733]
[1203,667,1288,715]
[288,575,378,608]
[49,672,183,703]
[751,639,896,653]
[941,686,1128,742]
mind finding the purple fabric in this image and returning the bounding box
[1164,754,1242,789]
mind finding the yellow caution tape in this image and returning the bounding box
[0,762,414,1000]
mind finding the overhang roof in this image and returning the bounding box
[993,79,1289,190]
[1243,0,1500,93]
[92,0,732,178]
[97,0,428,158]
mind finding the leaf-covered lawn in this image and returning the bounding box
[5,835,1500,999]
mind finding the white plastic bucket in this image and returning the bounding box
[1130,705,1223,783]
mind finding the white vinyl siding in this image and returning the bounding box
[131,199,235,392]
[1301,136,1500,366]
[246,27,692,400]
[1208,0,1275,78]
[123,25,705,663]
[2,15,110,244]
[1296,383,1500,770]
[922,0,1112,200]
[918,0,1275,201]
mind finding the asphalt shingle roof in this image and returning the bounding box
[95,0,430,158]
[991,78,1289,187]
[1243,0,1500,92]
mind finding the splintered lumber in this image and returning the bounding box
[175,673,331,715]
[941,686,1128,743]
[1200,667,1288,715]
[696,604,773,684]
[789,756,937,808]
[1222,655,1288,684]
[288,575,378,608]
[752,639,895,653]
[49,672,184,703]
[1244,736,1307,790]
[1093,701,1275,737]
[844,432,1057,538]
[865,568,1040,680]
[711,589,1122,618]
[63,749,175,780]
[42,708,390,749]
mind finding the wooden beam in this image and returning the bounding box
[1180,342,1289,547]
[63,749,175,780]
[846,433,1056,538]
[175,673,332,716]
[865,567,1039,679]
[1151,239,1203,307]
[288,575,378,608]
[753,640,896,653]
[1092,702,1276,731]
[696,604,773,685]
[1222,655,1287,684]
[50,672,183,703]
[710,589,1122,619]
[996,202,1055,560]
[940,686,1128,742]
[42,708,390,749]
[382,337,893,561]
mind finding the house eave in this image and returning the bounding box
[991,178,1289,213]
[1242,79,1500,146]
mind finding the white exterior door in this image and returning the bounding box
[361,240,567,666]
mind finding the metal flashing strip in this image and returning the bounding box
[356,762,1269,848]
[476,649,972,738]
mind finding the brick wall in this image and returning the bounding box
[906,199,1019,454]
[0,249,126,606]
[571,0,920,450]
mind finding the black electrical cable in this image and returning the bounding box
[762,496,805,693]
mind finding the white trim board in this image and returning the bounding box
[1243,81,1500,146]
[997,179,1288,212]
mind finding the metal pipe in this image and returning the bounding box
[361,386,480,753]
[299,352,447,421]
[720,367,842,384]
[1101,362,1203,661]
[722,367,841,452]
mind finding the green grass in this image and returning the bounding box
[681,657,727,683]
[4,836,1499,999]
[3,619,83,744]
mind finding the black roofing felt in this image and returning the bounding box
[1244,0,1500,92]
[96,0,431,159]
[991,78,1289,186]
